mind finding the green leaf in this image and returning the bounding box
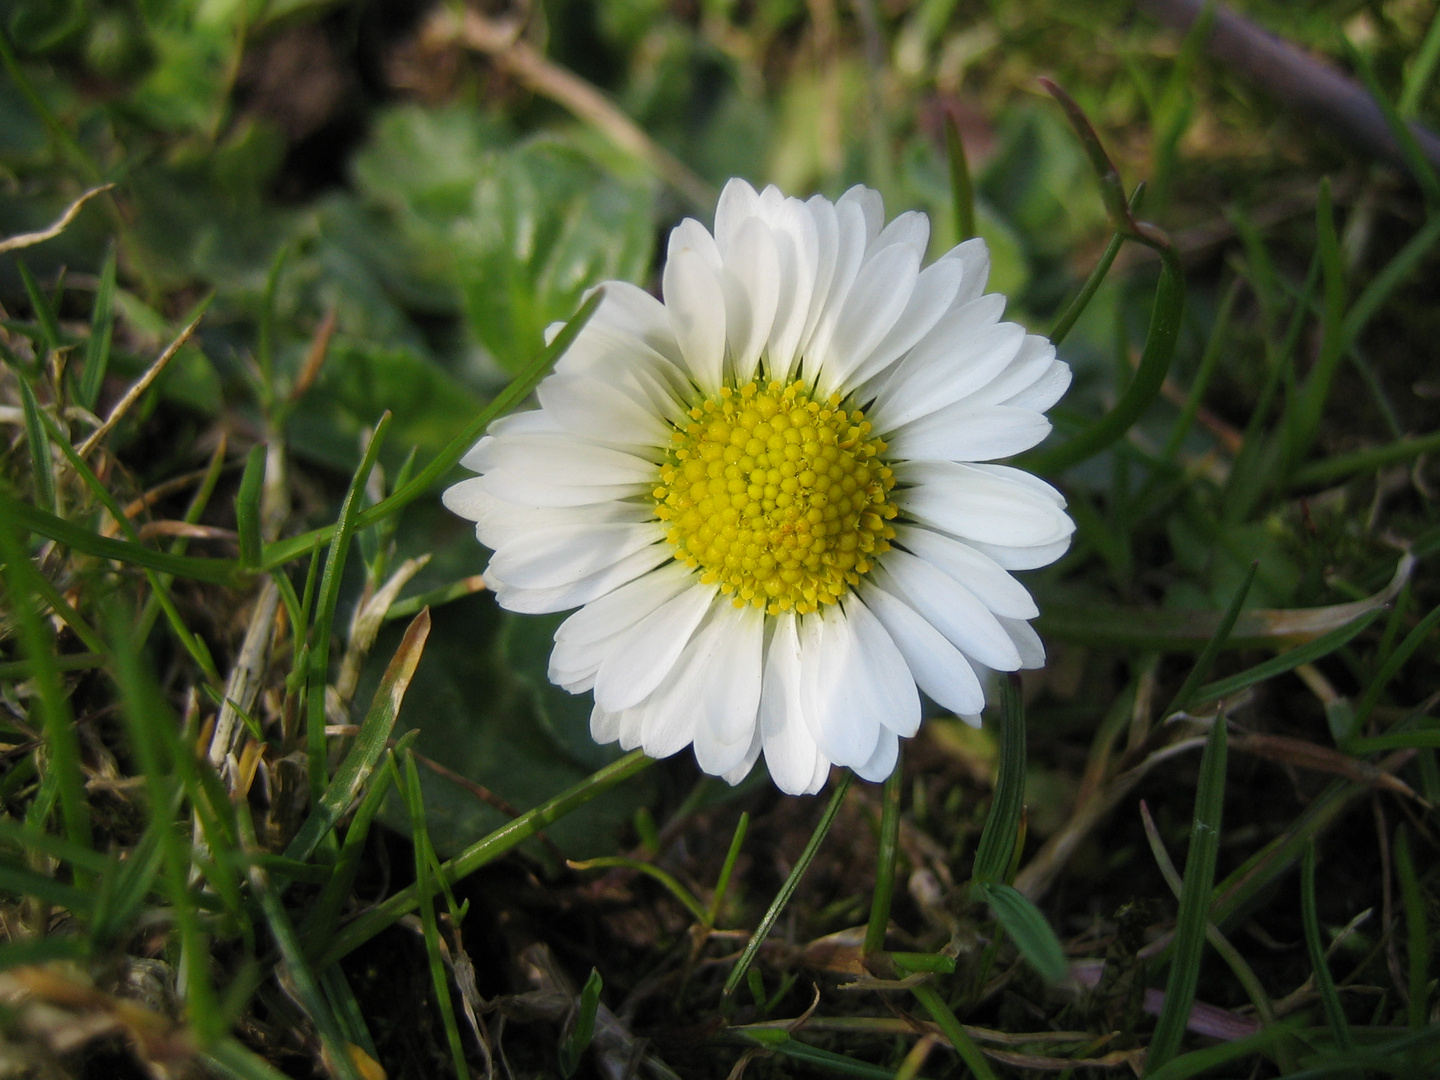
[977,882,1068,984]
[971,674,1024,887]
[559,968,603,1078]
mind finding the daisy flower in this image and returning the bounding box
[443,180,1074,795]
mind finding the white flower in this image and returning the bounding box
[444,180,1074,795]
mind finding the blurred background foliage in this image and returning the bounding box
[2,0,1440,1075]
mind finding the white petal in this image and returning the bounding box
[858,579,986,716]
[801,197,868,384]
[853,728,899,783]
[488,521,666,590]
[664,246,727,396]
[759,613,827,795]
[478,434,658,486]
[870,210,928,258]
[687,602,765,775]
[761,197,819,375]
[842,595,923,737]
[723,217,781,384]
[877,551,1022,671]
[847,257,966,391]
[537,373,672,449]
[941,237,990,307]
[449,481,648,547]
[591,702,622,744]
[591,281,684,367]
[1000,360,1072,413]
[999,614,1046,669]
[840,185,885,246]
[714,178,761,254]
[593,584,717,712]
[894,525,1038,619]
[718,725,763,786]
[799,607,880,768]
[550,561,695,676]
[816,242,920,398]
[962,334,1058,407]
[886,404,1053,462]
[493,542,672,617]
[893,461,1074,549]
[966,535,1074,572]
[870,314,1023,432]
[793,196,840,382]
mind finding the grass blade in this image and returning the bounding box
[2,490,242,585]
[287,606,428,865]
[17,377,55,515]
[1161,561,1257,718]
[78,242,117,411]
[1301,840,1353,1050]
[559,968,602,1078]
[400,752,469,1080]
[306,414,393,801]
[1393,826,1431,1029]
[722,772,853,999]
[945,113,975,243]
[1143,717,1228,1075]
[0,512,93,863]
[319,749,655,967]
[976,883,1068,984]
[971,674,1025,887]
[1192,608,1382,706]
[235,445,265,570]
[864,750,904,958]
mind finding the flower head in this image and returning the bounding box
[444,180,1074,794]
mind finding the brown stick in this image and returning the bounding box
[1139,0,1440,180]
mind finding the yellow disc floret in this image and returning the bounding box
[653,379,898,615]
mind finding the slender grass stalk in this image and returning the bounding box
[320,749,655,966]
[1161,561,1257,718]
[706,812,749,929]
[723,772,853,999]
[0,514,93,868]
[306,414,392,801]
[1393,826,1431,1029]
[1301,840,1354,1050]
[971,674,1024,887]
[1144,717,1228,1075]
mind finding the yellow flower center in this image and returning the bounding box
[653,379,898,615]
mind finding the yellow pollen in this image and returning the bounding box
[653,380,898,616]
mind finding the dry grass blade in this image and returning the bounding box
[0,186,113,253]
[1231,732,1427,804]
[77,305,208,459]
[428,6,715,211]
